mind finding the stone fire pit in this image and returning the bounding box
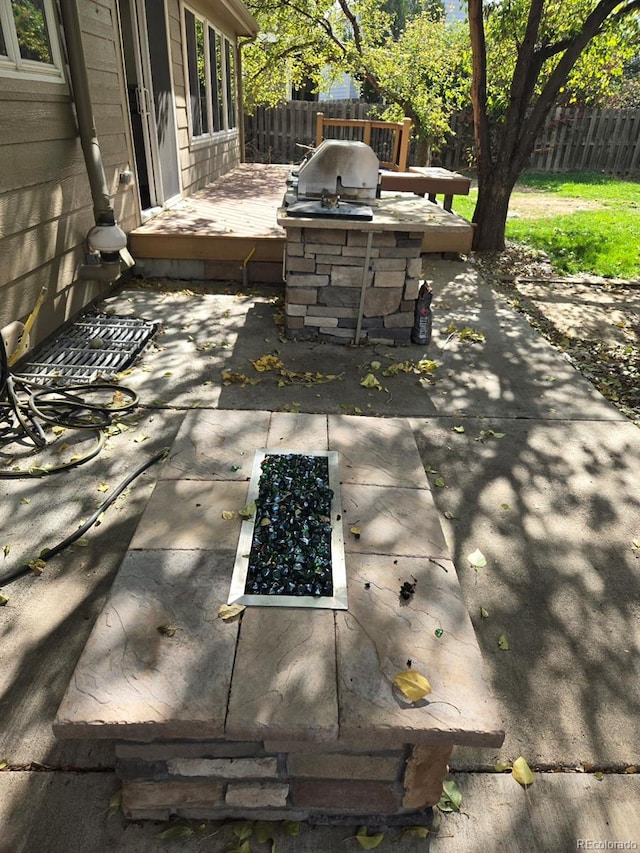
[54,410,504,823]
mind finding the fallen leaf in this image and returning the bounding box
[594,771,604,780]
[434,477,446,488]
[0,595,8,607]
[107,789,122,817]
[251,354,284,372]
[438,778,463,812]
[222,510,237,520]
[451,425,465,433]
[218,603,246,621]
[399,826,430,839]
[350,525,362,539]
[468,548,487,568]
[393,670,432,702]
[498,634,510,650]
[0,759,7,770]
[97,482,110,493]
[444,511,456,519]
[360,373,383,390]
[494,760,511,772]
[155,825,195,840]
[29,559,47,575]
[512,756,534,787]
[157,624,177,637]
[254,821,277,845]
[239,501,256,519]
[480,607,489,618]
[283,821,300,836]
[20,498,31,505]
[370,360,381,371]
[232,821,254,841]
[623,765,637,773]
[355,826,385,849]
[3,545,9,558]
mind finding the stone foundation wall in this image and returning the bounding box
[284,227,423,345]
[117,739,451,822]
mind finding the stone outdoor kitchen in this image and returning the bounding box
[278,140,473,345]
[54,410,504,824]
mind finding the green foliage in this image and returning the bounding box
[243,0,470,157]
[483,0,639,114]
[12,0,52,63]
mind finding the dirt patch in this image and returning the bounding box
[507,191,605,219]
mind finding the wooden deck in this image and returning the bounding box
[129,164,290,267]
[129,163,473,282]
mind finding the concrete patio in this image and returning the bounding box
[0,258,639,850]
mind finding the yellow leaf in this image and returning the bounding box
[355,826,385,849]
[468,548,487,568]
[498,634,510,650]
[251,354,284,372]
[97,482,110,493]
[238,501,256,519]
[512,756,534,787]
[393,670,432,703]
[222,510,237,520]
[360,373,382,390]
[350,526,361,539]
[218,603,246,621]
[494,760,511,772]
[29,559,47,575]
[107,789,122,817]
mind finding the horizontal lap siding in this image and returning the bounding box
[0,0,137,349]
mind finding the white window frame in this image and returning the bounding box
[182,2,238,144]
[0,0,66,83]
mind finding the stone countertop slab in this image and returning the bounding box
[328,415,430,488]
[160,409,271,481]
[225,607,339,742]
[129,480,249,551]
[54,550,240,740]
[277,197,473,234]
[266,413,329,451]
[336,555,505,747]
[340,483,450,557]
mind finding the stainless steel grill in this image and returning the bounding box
[284,140,379,221]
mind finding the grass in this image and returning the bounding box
[453,172,640,279]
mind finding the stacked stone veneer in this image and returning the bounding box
[118,738,450,822]
[284,226,423,344]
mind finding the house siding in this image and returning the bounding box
[169,0,243,197]
[0,0,137,351]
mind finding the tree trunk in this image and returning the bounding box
[414,134,432,166]
[472,169,518,251]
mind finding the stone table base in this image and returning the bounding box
[54,411,504,822]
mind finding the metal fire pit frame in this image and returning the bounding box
[227,449,347,610]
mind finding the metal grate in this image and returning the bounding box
[16,314,159,385]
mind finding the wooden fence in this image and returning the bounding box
[244,101,640,175]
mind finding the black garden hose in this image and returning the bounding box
[0,446,168,587]
[0,326,164,588]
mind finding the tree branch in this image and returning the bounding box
[337,0,363,54]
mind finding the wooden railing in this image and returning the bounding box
[314,112,412,171]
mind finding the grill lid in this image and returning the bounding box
[296,140,379,201]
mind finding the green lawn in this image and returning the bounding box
[453,172,640,279]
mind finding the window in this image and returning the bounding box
[0,0,65,81]
[183,4,238,140]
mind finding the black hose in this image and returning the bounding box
[0,446,168,587]
[0,324,162,588]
